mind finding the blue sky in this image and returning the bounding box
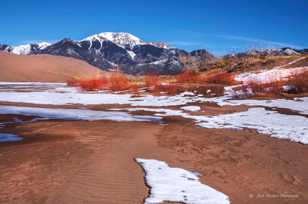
[1,0,307,55]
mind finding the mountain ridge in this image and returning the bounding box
[0,32,306,75]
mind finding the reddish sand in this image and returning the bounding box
[0,52,104,82]
[0,115,307,204]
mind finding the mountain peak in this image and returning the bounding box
[82,32,143,49]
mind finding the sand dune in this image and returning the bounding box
[0,52,104,82]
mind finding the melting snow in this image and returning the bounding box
[203,87,308,115]
[222,98,308,115]
[0,105,161,122]
[136,158,230,204]
[198,108,308,144]
[0,82,307,144]
[181,106,201,112]
[0,90,201,107]
[126,107,308,144]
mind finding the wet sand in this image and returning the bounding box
[1,116,308,204]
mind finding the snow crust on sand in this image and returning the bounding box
[0,90,200,107]
[204,87,308,115]
[0,133,23,142]
[0,82,65,85]
[181,105,201,112]
[0,82,307,116]
[0,105,161,122]
[0,83,202,106]
[136,158,230,204]
[198,108,308,144]
[0,82,307,144]
[222,98,308,115]
[126,107,308,144]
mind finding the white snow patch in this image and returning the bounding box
[126,107,308,144]
[10,42,51,55]
[37,42,51,49]
[223,97,308,115]
[0,90,201,107]
[202,86,308,115]
[127,50,136,59]
[149,59,168,65]
[198,108,308,144]
[0,82,65,85]
[0,106,161,122]
[235,67,308,85]
[136,158,230,204]
[181,106,201,112]
[11,44,32,55]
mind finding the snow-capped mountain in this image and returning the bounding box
[82,32,144,49]
[0,44,12,52]
[246,48,300,56]
[81,32,169,51]
[1,32,303,75]
[3,42,51,55]
[8,32,184,74]
[37,42,51,49]
[11,44,32,55]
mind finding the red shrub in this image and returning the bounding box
[201,70,236,85]
[144,75,160,88]
[240,70,308,96]
[176,70,200,83]
[244,81,283,95]
[149,83,182,95]
[66,78,80,87]
[109,72,131,91]
[287,71,308,93]
[67,75,108,91]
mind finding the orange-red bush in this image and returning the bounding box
[109,72,131,91]
[144,75,160,88]
[152,84,182,95]
[242,81,283,95]
[287,71,308,93]
[238,71,308,96]
[176,70,200,83]
[67,75,108,91]
[201,70,236,85]
[66,78,80,87]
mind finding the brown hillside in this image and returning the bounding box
[0,52,104,82]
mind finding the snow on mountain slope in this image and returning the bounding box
[246,48,300,56]
[126,50,136,59]
[11,42,51,55]
[82,32,169,50]
[82,32,144,49]
[11,44,32,55]
[37,42,51,49]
